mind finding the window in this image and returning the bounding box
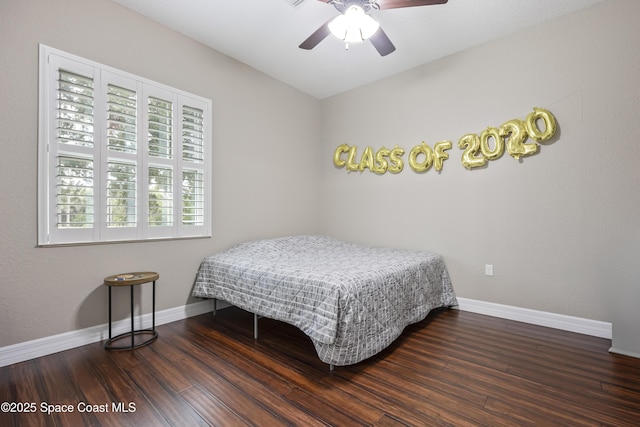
[38,45,211,245]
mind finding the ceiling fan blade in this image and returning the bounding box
[369,27,396,56]
[376,0,448,10]
[299,19,332,50]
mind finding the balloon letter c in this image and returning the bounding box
[333,144,349,168]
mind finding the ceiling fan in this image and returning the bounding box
[299,0,448,56]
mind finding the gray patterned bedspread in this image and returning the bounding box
[193,235,457,366]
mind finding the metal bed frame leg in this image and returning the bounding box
[254,313,259,339]
[212,298,217,317]
[236,308,333,370]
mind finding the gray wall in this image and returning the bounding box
[0,0,322,347]
[319,0,640,354]
[1,0,638,356]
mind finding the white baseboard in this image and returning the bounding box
[0,299,222,368]
[455,297,612,339]
[0,297,611,368]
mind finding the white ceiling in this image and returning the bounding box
[112,0,604,99]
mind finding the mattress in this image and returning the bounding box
[193,235,457,366]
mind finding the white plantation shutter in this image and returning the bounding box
[39,45,211,245]
[106,84,137,153]
[182,105,204,163]
[56,69,96,230]
[56,155,94,228]
[182,169,204,226]
[101,72,142,241]
[148,166,174,227]
[148,96,173,159]
[179,99,209,236]
[41,54,100,245]
[181,106,205,227]
[57,70,95,148]
[144,87,176,239]
[106,161,137,227]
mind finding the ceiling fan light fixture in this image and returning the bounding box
[328,5,380,44]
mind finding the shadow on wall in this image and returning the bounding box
[75,281,151,331]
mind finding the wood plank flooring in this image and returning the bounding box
[2,306,640,426]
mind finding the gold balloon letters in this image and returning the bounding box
[334,144,405,174]
[461,107,557,168]
[333,107,557,174]
[408,141,452,173]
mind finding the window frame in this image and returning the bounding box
[38,44,212,246]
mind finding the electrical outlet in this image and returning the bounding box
[485,264,494,276]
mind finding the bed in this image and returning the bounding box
[192,235,457,367]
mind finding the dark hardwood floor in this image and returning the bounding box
[2,306,640,426]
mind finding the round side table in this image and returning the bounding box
[104,272,159,350]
